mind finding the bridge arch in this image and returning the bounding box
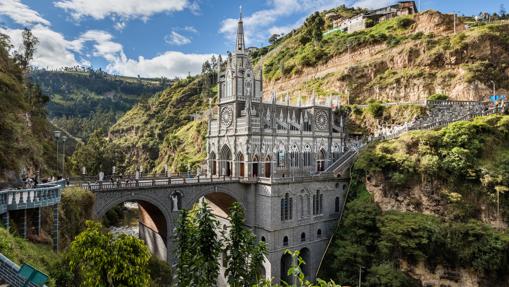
[183,185,247,215]
[93,193,172,261]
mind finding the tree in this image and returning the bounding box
[500,4,507,18]
[15,28,38,72]
[193,201,221,286]
[66,221,151,287]
[268,34,280,45]
[175,209,193,286]
[224,203,252,286]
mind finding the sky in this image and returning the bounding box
[0,0,505,78]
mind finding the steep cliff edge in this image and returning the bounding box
[321,115,509,287]
[260,10,509,103]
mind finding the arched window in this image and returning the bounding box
[281,193,292,221]
[277,150,286,168]
[335,197,340,213]
[313,190,323,215]
[220,145,232,176]
[261,236,266,242]
[317,229,322,238]
[301,232,306,242]
[290,145,299,168]
[283,236,289,246]
[303,145,312,167]
[300,195,304,218]
[317,148,326,172]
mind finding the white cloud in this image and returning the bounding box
[114,21,126,31]
[220,0,341,46]
[165,31,191,46]
[0,0,50,26]
[54,0,190,21]
[106,51,214,78]
[0,25,83,69]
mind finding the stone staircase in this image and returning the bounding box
[323,103,500,177]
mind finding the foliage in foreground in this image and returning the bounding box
[320,181,509,286]
[52,221,151,287]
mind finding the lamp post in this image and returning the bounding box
[53,131,61,176]
[61,135,67,177]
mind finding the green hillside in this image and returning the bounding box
[70,70,217,175]
[320,115,509,286]
[0,33,57,182]
[256,9,509,103]
[29,69,169,141]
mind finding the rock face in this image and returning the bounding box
[264,11,509,104]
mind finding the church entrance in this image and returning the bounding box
[264,156,272,178]
[221,145,232,176]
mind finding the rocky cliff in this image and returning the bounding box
[261,11,509,104]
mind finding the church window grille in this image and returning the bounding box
[313,190,323,215]
[277,150,286,168]
[281,193,292,221]
[303,145,312,167]
[290,145,299,167]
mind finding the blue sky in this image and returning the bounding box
[0,0,505,78]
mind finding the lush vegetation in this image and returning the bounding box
[320,183,509,286]
[354,115,509,221]
[30,69,169,141]
[0,29,59,182]
[52,221,152,287]
[95,67,217,174]
[0,227,59,285]
[58,187,95,248]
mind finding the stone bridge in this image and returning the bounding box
[82,177,256,264]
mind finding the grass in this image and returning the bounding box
[0,228,60,284]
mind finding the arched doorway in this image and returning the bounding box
[209,151,217,176]
[300,248,311,280]
[317,149,326,172]
[252,155,259,177]
[220,145,232,176]
[264,155,272,178]
[280,252,293,284]
[237,152,245,177]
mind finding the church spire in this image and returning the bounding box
[235,6,245,53]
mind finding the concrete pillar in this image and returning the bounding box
[52,205,59,251]
[33,207,41,236]
[21,209,27,239]
[2,211,9,230]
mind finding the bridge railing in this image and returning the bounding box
[0,180,64,212]
[79,176,243,191]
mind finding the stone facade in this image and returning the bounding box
[205,13,349,283]
[91,12,351,284]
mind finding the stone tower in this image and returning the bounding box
[206,11,348,283]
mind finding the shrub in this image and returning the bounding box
[397,18,415,29]
[427,93,448,101]
[366,102,385,118]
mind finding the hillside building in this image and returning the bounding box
[328,1,418,34]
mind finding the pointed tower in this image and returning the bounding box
[236,6,245,54]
